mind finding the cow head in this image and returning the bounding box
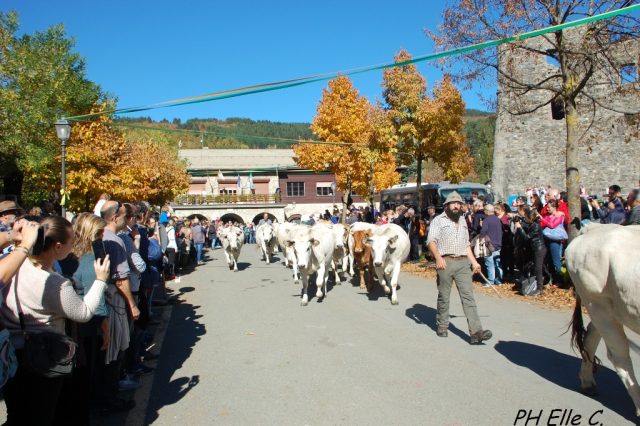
[261,224,275,243]
[367,231,399,267]
[221,227,244,250]
[353,230,370,254]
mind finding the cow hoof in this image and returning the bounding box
[316,291,323,298]
[383,286,391,295]
[581,386,598,396]
[301,296,308,306]
[359,284,366,290]
[391,297,399,305]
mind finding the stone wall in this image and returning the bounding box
[492,29,640,200]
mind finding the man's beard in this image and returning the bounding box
[445,208,461,222]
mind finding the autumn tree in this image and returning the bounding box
[429,0,640,238]
[293,76,398,222]
[33,104,189,211]
[0,11,104,203]
[383,50,472,211]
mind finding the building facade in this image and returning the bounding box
[492,29,640,200]
[175,149,366,224]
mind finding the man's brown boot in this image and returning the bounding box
[436,325,448,337]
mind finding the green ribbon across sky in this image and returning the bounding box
[66,4,640,122]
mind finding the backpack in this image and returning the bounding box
[472,235,494,258]
[520,276,538,296]
[148,239,163,262]
[418,220,426,238]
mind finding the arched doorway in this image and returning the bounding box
[252,212,277,225]
[220,213,244,225]
[187,213,208,223]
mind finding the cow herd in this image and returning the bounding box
[216,221,410,306]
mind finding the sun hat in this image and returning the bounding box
[0,200,22,215]
[443,191,464,205]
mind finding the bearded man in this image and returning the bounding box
[426,191,492,345]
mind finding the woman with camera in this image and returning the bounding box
[0,218,40,287]
[514,207,548,296]
[1,215,110,425]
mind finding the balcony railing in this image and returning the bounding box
[174,193,282,206]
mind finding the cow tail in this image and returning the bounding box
[570,294,587,358]
[570,293,600,370]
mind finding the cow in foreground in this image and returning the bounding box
[219,225,245,271]
[365,223,410,305]
[352,230,375,291]
[256,223,277,264]
[287,225,335,306]
[567,224,640,416]
[348,222,376,276]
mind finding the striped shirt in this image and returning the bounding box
[426,212,470,257]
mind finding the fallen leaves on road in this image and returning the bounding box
[401,261,576,311]
[245,331,256,336]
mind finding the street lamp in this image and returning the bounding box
[55,119,71,218]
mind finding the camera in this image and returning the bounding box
[511,216,521,223]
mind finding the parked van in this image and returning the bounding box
[379,181,490,214]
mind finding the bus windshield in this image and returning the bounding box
[439,188,487,203]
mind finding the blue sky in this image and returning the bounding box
[5,0,493,123]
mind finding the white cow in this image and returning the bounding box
[219,225,245,272]
[316,223,349,283]
[287,224,335,306]
[567,224,640,416]
[365,223,410,305]
[348,222,377,276]
[275,222,300,281]
[256,223,277,264]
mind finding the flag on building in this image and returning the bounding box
[217,170,224,179]
[249,172,255,190]
[237,174,242,188]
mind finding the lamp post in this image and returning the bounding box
[55,119,71,218]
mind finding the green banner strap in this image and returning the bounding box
[65,4,640,122]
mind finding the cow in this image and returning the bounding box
[365,223,410,305]
[219,225,245,271]
[348,222,376,276]
[256,223,277,264]
[287,224,335,306]
[317,223,349,283]
[351,229,375,291]
[567,224,640,416]
[275,222,300,281]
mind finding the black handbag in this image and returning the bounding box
[14,272,77,378]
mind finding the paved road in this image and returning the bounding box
[134,245,640,425]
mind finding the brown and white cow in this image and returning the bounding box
[352,229,375,292]
[567,224,640,416]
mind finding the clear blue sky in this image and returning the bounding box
[5,0,493,123]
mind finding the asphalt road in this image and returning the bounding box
[2,245,636,425]
[136,245,640,426]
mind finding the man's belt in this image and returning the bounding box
[442,255,466,259]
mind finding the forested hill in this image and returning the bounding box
[115,109,493,150]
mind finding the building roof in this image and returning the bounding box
[179,149,296,171]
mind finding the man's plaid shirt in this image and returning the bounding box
[426,212,470,257]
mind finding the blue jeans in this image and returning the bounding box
[194,243,204,264]
[484,250,502,284]
[548,240,563,274]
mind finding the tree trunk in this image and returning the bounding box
[415,155,423,214]
[564,96,581,240]
[341,176,351,224]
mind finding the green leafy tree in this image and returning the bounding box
[0,11,104,204]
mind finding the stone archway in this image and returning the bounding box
[187,213,208,223]
[220,213,245,225]
[251,212,278,225]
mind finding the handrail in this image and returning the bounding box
[174,193,282,206]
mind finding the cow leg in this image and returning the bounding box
[316,264,326,299]
[376,266,390,295]
[300,272,309,306]
[348,250,355,276]
[388,263,401,305]
[589,304,640,416]
[341,255,349,280]
[233,254,239,272]
[223,250,232,269]
[359,267,366,290]
[579,321,601,395]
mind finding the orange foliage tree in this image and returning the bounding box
[293,76,398,221]
[383,50,472,211]
[35,104,189,212]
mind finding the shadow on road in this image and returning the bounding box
[145,288,206,424]
[405,303,468,341]
[495,340,636,422]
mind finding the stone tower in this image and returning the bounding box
[492,28,640,199]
